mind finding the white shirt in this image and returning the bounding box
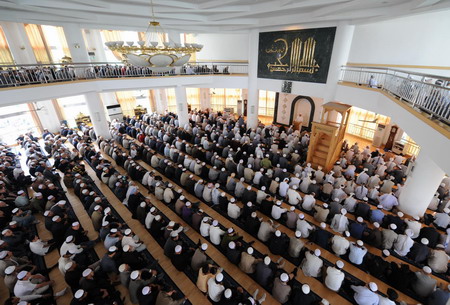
[271,205,287,220]
[378,296,396,305]
[349,243,367,265]
[302,195,316,211]
[200,220,211,237]
[29,240,49,256]
[227,203,241,219]
[122,235,142,249]
[379,194,399,210]
[331,214,349,233]
[296,219,313,238]
[287,189,302,205]
[325,267,345,292]
[434,213,450,228]
[207,278,225,302]
[209,226,225,245]
[301,251,323,277]
[405,220,421,239]
[394,234,414,257]
[279,182,289,197]
[14,280,37,297]
[145,212,156,229]
[331,235,350,256]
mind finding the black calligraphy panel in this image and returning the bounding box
[258,27,336,84]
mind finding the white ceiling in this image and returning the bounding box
[0,0,450,32]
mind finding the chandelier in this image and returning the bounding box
[104,0,203,72]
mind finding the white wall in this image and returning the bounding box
[196,33,249,61]
[348,10,450,68]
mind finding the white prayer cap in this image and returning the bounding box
[437,244,445,249]
[336,260,344,269]
[264,256,271,265]
[373,222,380,228]
[334,198,339,202]
[397,211,404,217]
[251,212,257,218]
[314,249,321,256]
[369,282,378,292]
[227,228,234,234]
[82,268,93,278]
[356,240,364,247]
[341,208,347,215]
[247,202,252,207]
[44,210,50,216]
[110,228,118,233]
[357,217,363,223]
[290,206,295,211]
[276,201,282,206]
[150,207,156,213]
[94,205,101,211]
[321,299,330,305]
[17,270,27,280]
[95,197,102,202]
[104,207,111,213]
[174,245,182,253]
[216,273,224,282]
[48,195,55,200]
[377,205,383,209]
[168,221,175,227]
[123,245,131,252]
[64,262,74,271]
[109,246,118,253]
[140,202,146,208]
[118,264,127,272]
[65,235,74,243]
[82,189,89,195]
[230,198,236,203]
[299,213,305,219]
[261,186,266,191]
[280,273,289,282]
[322,203,328,208]
[185,202,191,207]
[344,231,350,237]
[295,231,301,238]
[89,191,95,196]
[34,192,42,197]
[12,208,19,214]
[179,196,185,201]
[212,220,219,226]
[421,238,429,245]
[275,230,281,237]
[247,186,251,190]
[130,270,139,280]
[56,200,66,206]
[72,222,80,227]
[247,247,254,255]
[5,266,15,275]
[382,249,390,257]
[423,266,432,274]
[320,222,326,229]
[52,215,60,222]
[302,284,310,294]
[170,232,178,238]
[228,241,236,249]
[142,286,151,295]
[17,190,24,195]
[74,289,85,299]
[201,243,208,251]
[224,289,232,299]
[389,224,397,230]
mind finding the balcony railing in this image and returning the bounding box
[0,61,248,88]
[340,66,450,125]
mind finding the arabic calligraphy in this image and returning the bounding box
[266,37,320,74]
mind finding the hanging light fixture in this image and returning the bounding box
[105,0,203,72]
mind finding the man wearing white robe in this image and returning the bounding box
[394,229,415,257]
[331,209,349,233]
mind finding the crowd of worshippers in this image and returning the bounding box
[0,133,192,305]
[88,110,449,305]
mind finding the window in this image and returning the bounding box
[400,132,420,156]
[0,104,41,144]
[115,91,137,117]
[210,88,242,112]
[259,90,276,117]
[166,88,177,113]
[180,33,196,62]
[347,107,391,140]
[57,95,89,128]
[24,24,71,64]
[186,88,200,111]
[0,26,14,65]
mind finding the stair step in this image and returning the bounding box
[317,144,329,153]
[321,139,331,146]
[314,150,328,159]
[312,156,326,165]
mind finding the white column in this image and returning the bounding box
[84,92,111,139]
[0,21,36,64]
[153,89,166,114]
[175,85,189,128]
[398,152,445,217]
[34,100,61,133]
[326,23,355,102]
[199,88,211,110]
[82,29,108,62]
[100,92,118,106]
[62,23,90,63]
[247,29,259,129]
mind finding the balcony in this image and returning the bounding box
[339,65,450,126]
[0,61,249,89]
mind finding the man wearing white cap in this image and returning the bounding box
[351,282,379,305]
[434,208,450,229]
[407,238,430,264]
[29,235,54,256]
[428,244,450,274]
[331,208,349,234]
[302,193,316,211]
[227,200,241,220]
[331,231,351,256]
[382,224,399,250]
[191,243,209,273]
[239,247,259,274]
[301,249,323,278]
[209,220,225,246]
[349,240,367,266]
[288,231,305,258]
[325,260,345,292]
[14,271,53,299]
[393,229,414,257]
[14,190,30,209]
[272,272,292,303]
[122,229,146,252]
[411,266,437,298]
[271,201,287,220]
[207,273,225,302]
[378,192,399,211]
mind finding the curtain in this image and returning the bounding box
[259,90,276,116]
[24,24,51,64]
[225,89,242,110]
[401,132,420,156]
[56,26,71,58]
[166,88,177,113]
[0,26,14,65]
[210,88,225,111]
[116,91,137,117]
[347,107,390,139]
[186,88,200,110]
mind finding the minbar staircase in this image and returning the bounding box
[307,102,352,171]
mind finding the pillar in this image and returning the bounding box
[34,100,61,133]
[62,23,90,63]
[199,88,211,110]
[325,23,355,102]
[175,85,189,128]
[153,89,167,114]
[84,92,111,139]
[0,21,37,64]
[247,29,259,129]
[82,29,108,62]
[398,152,445,217]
